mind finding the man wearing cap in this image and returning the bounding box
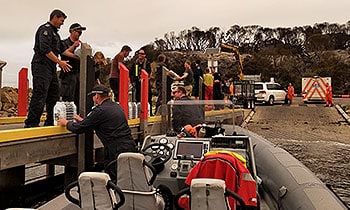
[25,9,74,128]
[110,45,132,101]
[57,84,137,170]
[172,86,204,132]
[59,23,86,109]
[130,49,151,103]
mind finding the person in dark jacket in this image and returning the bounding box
[192,60,204,99]
[155,54,172,114]
[130,49,151,103]
[173,60,193,96]
[93,51,108,85]
[212,67,223,100]
[57,84,137,169]
[60,23,86,109]
[24,9,73,128]
[172,86,204,132]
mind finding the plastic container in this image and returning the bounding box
[198,126,206,138]
[128,102,137,119]
[53,101,77,125]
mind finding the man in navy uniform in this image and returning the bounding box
[25,9,73,127]
[57,84,137,169]
[60,23,86,109]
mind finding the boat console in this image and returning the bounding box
[143,129,256,195]
[172,139,210,177]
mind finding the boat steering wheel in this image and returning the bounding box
[141,143,172,172]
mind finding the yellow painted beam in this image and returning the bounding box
[128,118,140,125]
[148,115,161,123]
[0,115,46,125]
[0,109,234,125]
[0,109,241,143]
[206,108,234,116]
[0,126,71,143]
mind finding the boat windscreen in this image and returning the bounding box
[150,100,235,137]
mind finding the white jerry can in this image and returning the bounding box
[54,101,77,125]
[136,102,151,118]
[128,102,138,119]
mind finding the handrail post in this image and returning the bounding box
[161,66,168,133]
[119,63,129,119]
[199,77,203,100]
[18,68,28,116]
[140,70,149,140]
[76,43,94,176]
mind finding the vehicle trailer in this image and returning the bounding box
[302,76,331,103]
[234,80,255,109]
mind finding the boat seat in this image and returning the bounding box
[65,172,125,210]
[117,152,168,210]
[175,178,246,210]
[178,152,258,209]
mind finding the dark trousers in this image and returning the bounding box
[109,78,119,101]
[25,63,59,126]
[133,80,141,102]
[60,72,80,109]
[155,87,162,114]
[104,140,137,179]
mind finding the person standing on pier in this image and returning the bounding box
[172,60,194,97]
[93,51,108,85]
[155,54,172,114]
[59,23,86,110]
[192,60,204,100]
[109,45,132,101]
[130,49,151,102]
[24,9,72,128]
[57,84,137,171]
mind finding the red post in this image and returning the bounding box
[140,69,149,120]
[18,67,28,116]
[119,63,129,119]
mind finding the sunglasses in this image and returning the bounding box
[75,30,82,35]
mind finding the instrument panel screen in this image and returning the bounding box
[175,141,204,160]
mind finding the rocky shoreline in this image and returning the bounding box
[0,87,20,117]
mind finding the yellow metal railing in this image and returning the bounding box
[0,126,71,143]
[0,115,46,125]
[0,109,237,143]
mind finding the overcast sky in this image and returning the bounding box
[1,0,349,87]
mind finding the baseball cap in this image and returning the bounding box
[171,81,184,91]
[88,84,110,96]
[69,23,86,32]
